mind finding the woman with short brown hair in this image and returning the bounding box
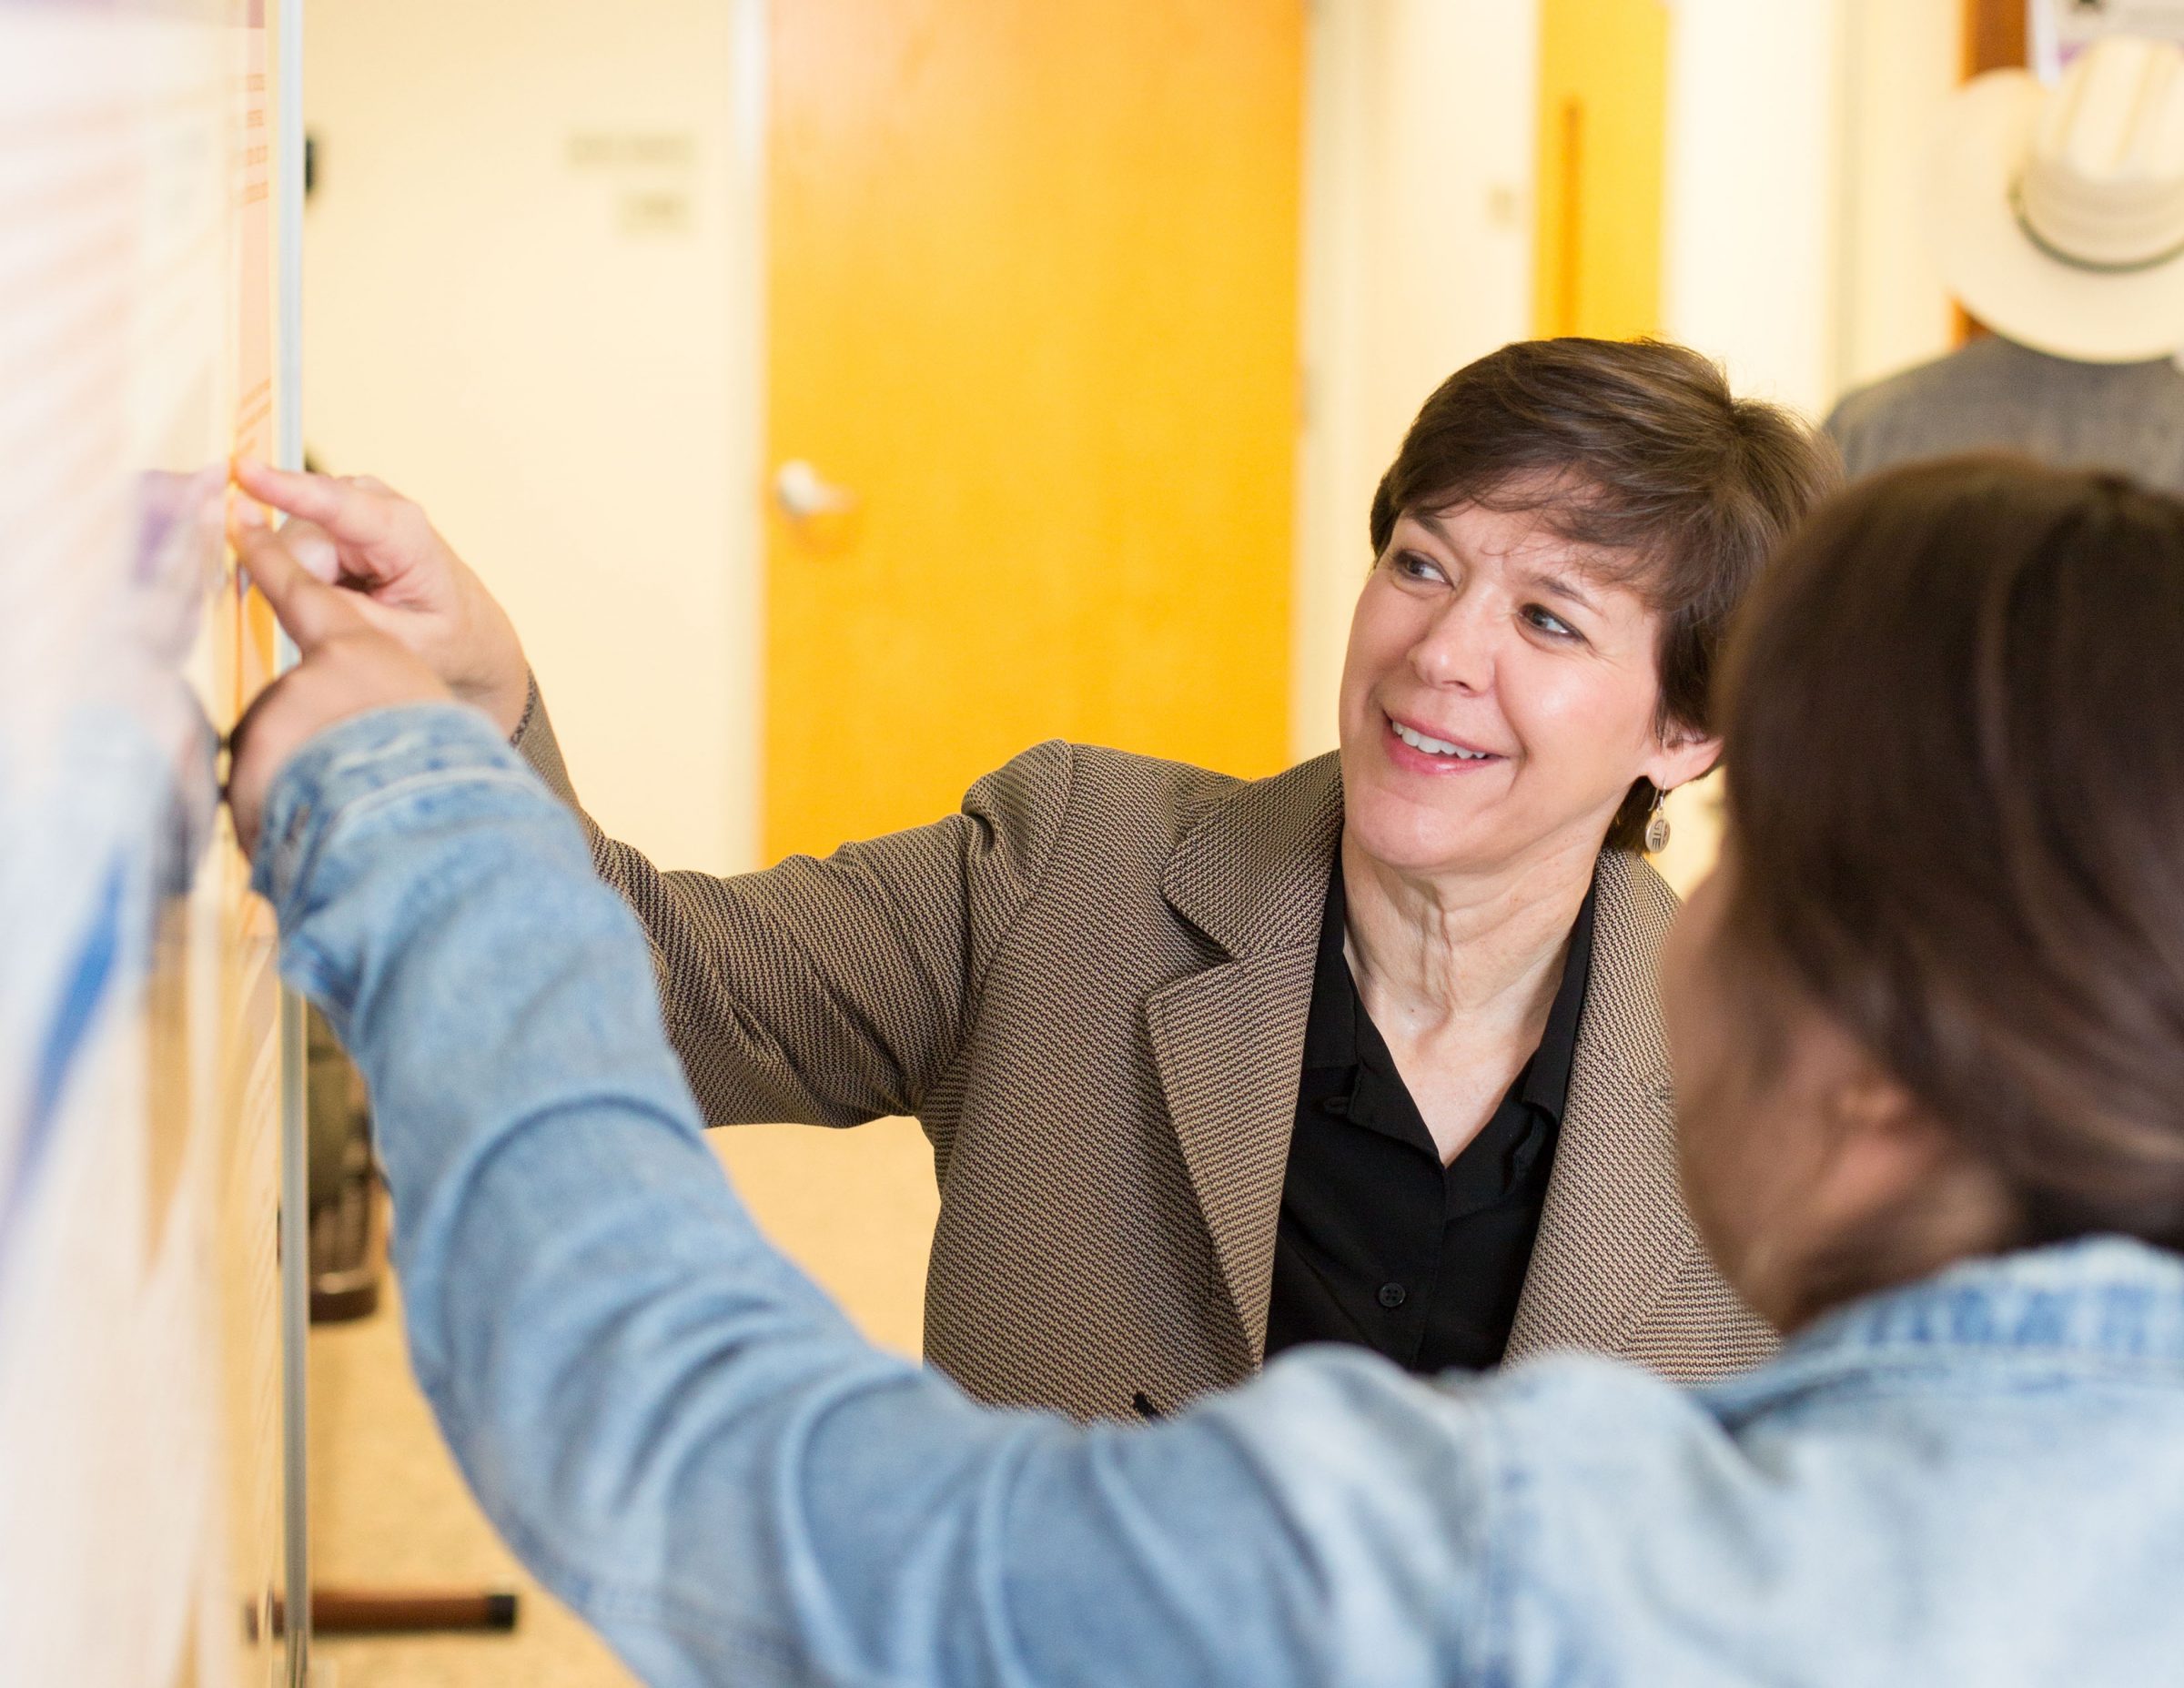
[235,338,1835,1418]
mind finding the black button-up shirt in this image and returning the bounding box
[1263,858,1596,1375]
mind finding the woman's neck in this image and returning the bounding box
[1772,1157,2023,1334]
[1339,826,1599,1037]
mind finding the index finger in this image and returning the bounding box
[231,513,368,655]
[233,458,410,554]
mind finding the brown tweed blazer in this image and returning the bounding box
[518,691,1776,1422]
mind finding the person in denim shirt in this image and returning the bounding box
[225,457,2184,1688]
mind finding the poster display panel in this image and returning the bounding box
[0,2,294,1682]
[2031,0,2184,76]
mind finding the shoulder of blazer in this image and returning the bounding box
[1000,744,1345,961]
[1596,847,1681,945]
[1576,848,1682,1096]
[1505,848,1708,1366]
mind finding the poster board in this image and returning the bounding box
[0,2,302,1683]
[2030,0,2184,77]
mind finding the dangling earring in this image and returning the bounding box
[1643,785,1672,854]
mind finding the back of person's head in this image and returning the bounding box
[1373,338,1841,848]
[1721,457,2184,1254]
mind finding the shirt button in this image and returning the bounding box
[1378,1282,1407,1309]
[1321,1093,1350,1117]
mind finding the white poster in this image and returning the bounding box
[2031,0,2184,79]
[0,3,290,1684]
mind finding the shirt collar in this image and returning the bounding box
[1701,1238,2184,1417]
[1301,854,1359,1072]
[1517,883,1595,1121]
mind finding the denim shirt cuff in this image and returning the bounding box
[251,703,525,915]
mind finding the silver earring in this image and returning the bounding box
[1643,787,1672,854]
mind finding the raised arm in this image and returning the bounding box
[511,676,1074,1127]
[226,521,1502,1687]
[232,460,1074,1127]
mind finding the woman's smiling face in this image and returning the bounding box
[1337,498,1717,881]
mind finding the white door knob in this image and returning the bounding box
[774,459,857,520]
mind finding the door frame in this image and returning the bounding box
[1965,0,2028,75]
[718,0,769,872]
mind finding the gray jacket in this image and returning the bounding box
[1826,334,2184,492]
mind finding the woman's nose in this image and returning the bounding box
[1409,599,1497,692]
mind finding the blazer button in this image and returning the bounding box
[1378,1282,1407,1309]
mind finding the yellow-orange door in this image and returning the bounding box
[763,0,1304,861]
[1533,0,1670,339]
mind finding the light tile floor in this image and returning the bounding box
[307,1118,938,1687]
[307,1288,636,1688]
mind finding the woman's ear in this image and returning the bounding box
[1810,1065,1952,1231]
[1644,726,1721,797]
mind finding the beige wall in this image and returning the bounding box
[1662,0,1846,419]
[1663,0,1958,417]
[1834,0,1960,394]
[303,0,763,875]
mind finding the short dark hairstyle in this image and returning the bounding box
[1721,457,2184,1266]
[1370,338,1840,851]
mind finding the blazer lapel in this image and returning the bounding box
[1505,850,1701,1363]
[1148,753,1343,1364]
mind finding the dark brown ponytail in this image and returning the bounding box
[1720,456,2184,1250]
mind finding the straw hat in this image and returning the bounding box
[1930,35,2184,363]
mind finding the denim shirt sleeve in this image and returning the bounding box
[253,707,1511,1688]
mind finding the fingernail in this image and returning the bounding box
[231,500,268,531]
[236,457,268,477]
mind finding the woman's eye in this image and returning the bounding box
[1394,551,1446,583]
[1524,605,1579,640]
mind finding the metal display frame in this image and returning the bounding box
[274,2,310,1680]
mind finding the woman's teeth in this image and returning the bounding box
[1392,722,1492,760]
